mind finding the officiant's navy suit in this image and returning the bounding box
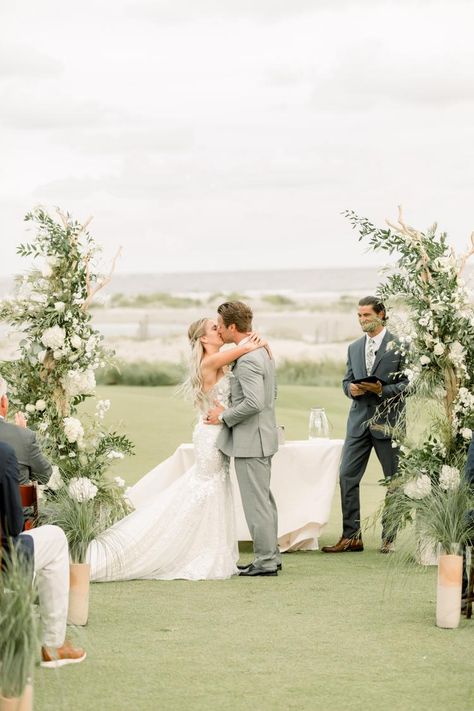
[339,330,408,540]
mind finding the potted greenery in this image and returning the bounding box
[47,481,104,626]
[0,551,39,711]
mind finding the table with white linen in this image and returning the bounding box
[129,439,344,552]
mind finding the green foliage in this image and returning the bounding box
[97,361,186,387]
[261,294,295,307]
[110,292,202,308]
[0,550,39,698]
[276,358,345,387]
[43,490,104,563]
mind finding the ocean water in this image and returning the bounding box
[0,267,382,298]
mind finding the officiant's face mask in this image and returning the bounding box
[358,306,384,334]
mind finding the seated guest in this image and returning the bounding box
[0,375,52,485]
[0,440,86,667]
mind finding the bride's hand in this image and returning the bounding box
[246,332,268,349]
[246,332,272,359]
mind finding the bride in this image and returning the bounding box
[88,318,268,581]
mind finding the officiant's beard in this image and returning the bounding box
[361,316,384,333]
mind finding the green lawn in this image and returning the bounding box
[34,386,473,711]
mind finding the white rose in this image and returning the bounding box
[420,355,431,366]
[54,301,66,313]
[63,417,84,443]
[41,325,66,350]
[47,465,63,492]
[439,465,460,491]
[53,350,63,360]
[61,369,96,398]
[461,428,472,441]
[35,399,46,411]
[114,476,125,487]
[433,343,445,356]
[25,404,36,413]
[68,477,98,503]
[70,334,82,349]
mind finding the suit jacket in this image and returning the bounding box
[0,419,52,485]
[0,440,34,566]
[465,439,474,487]
[343,330,408,440]
[217,348,279,458]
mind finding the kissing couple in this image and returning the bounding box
[88,301,281,581]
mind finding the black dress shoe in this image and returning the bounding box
[238,564,278,577]
[237,563,282,571]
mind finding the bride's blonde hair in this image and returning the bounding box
[180,318,209,408]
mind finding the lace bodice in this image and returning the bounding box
[199,373,231,416]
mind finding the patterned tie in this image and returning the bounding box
[366,338,376,375]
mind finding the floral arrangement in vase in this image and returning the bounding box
[344,206,474,546]
[0,207,134,541]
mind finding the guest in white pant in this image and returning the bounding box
[0,440,86,667]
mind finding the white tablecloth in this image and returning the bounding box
[129,439,344,552]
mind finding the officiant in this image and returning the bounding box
[322,296,408,555]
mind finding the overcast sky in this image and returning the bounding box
[1,0,474,276]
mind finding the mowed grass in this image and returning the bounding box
[34,386,473,711]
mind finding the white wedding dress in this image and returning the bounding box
[88,374,238,581]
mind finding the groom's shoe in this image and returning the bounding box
[321,536,364,553]
[238,564,278,577]
[238,563,282,571]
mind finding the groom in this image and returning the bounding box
[206,301,280,577]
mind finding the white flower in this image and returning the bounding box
[70,334,82,349]
[433,342,445,356]
[38,350,47,364]
[420,355,431,366]
[114,476,125,487]
[439,465,460,491]
[53,350,63,360]
[449,341,466,367]
[38,422,48,432]
[68,477,98,502]
[63,416,84,443]
[461,428,472,441]
[47,465,63,491]
[61,369,96,398]
[25,404,35,413]
[107,450,124,460]
[46,256,58,267]
[35,399,46,411]
[54,301,66,313]
[31,293,48,304]
[42,325,66,350]
[404,474,432,500]
[41,262,53,278]
[418,316,430,327]
[432,255,456,273]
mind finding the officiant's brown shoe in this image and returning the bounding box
[321,537,364,553]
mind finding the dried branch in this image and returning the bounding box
[81,246,122,311]
[386,206,432,282]
[458,231,474,277]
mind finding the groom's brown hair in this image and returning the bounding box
[217,301,253,332]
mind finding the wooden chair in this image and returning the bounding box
[19,483,39,531]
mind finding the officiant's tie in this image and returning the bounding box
[366,338,376,374]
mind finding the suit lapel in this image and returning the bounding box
[371,331,390,374]
[355,337,366,377]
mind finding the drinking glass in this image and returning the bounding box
[308,408,330,439]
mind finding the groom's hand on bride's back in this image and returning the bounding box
[205,400,225,425]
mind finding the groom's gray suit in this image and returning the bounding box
[217,348,280,571]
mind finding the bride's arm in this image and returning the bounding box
[202,334,269,373]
